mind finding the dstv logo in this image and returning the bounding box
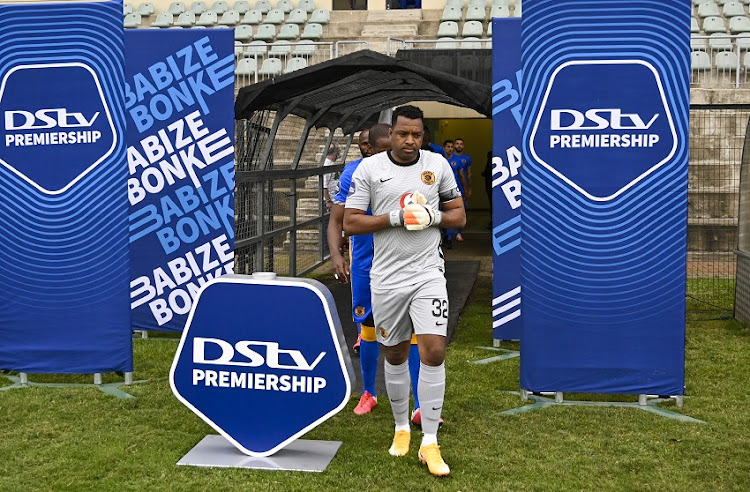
[5,108,99,131]
[194,337,326,371]
[550,109,658,131]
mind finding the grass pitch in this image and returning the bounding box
[1,277,749,491]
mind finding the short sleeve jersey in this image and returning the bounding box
[346,150,461,289]
[447,154,464,194]
[332,159,373,274]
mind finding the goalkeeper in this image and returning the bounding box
[344,105,465,477]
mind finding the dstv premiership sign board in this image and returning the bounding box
[170,274,354,457]
[529,60,677,202]
[0,63,116,194]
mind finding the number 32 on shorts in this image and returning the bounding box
[432,299,448,320]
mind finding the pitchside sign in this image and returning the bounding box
[491,18,522,341]
[170,275,354,457]
[0,0,131,374]
[125,30,235,333]
[520,0,689,395]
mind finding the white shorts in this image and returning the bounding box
[371,277,448,346]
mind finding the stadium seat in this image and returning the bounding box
[235,24,253,40]
[152,12,175,27]
[698,2,721,18]
[437,21,459,37]
[691,35,708,50]
[137,2,155,16]
[309,9,330,24]
[513,2,521,17]
[168,1,187,14]
[287,8,307,24]
[441,6,462,22]
[124,13,142,28]
[236,57,258,76]
[460,37,483,49]
[196,10,218,25]
[724,1,746,17]
[284,57,308,73]
[709,33,733,50]
[737,33,750,50]
[219,9,241,25]
[264,8,285,24]
[691,50,712,71]
[258,57,283,76]
[270,40,292,54]
[293,41,317,55]
[436,37,458,49]
[466,6,486,21]
[212,1,230,13]
[276,0,294,13]
[300,22,323,40]
[692,17,700,33]
[431,55,453,72]
[234,1,251,13]
[492,0,509,5]
[703,16,728,34]
[462,20,484,37]
[486,21,492,37]
[298,0,316,13]
[277,23,300,39]
[190,1,208,13]
[468,0,486,7]
[254,23,277,40]
[730,16,750,33]
[243,9,263,23]
[175,11,196,26]
[247,40,269,54]
[255,0,272,13]
[445,0,462,7]
[490,5,509,17]
[715,50,739,70]
[124,3,133,15]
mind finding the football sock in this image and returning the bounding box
[384,360,410,427]
[408,341,421,409]
[360,325,378,396]
[418,362,445,437]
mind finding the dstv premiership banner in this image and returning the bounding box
[126,30,235,332]
[0,1,131,373]
[491,18,522,341]
[520,0,690,394]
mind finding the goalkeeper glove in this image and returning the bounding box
[403,203,442,230]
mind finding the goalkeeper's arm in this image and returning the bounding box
[435,197,466,229]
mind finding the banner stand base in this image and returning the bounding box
[0,374,144,400]
[471,346,520,365]
[177,435,342,472]
[499,391,703,423]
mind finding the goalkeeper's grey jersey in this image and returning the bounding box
[346,150,461,289]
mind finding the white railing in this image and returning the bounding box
[691,34,750,88]
[234,41,335,88]
[334,40,370,57]
[386,37,492,56]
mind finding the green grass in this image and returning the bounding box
[1,277,750,491]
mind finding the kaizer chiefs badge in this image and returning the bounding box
[421,171,435,185]
[379,327,388,338]
[355,306,365,317]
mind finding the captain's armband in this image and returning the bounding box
[439,186,462,202]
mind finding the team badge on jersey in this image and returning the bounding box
[355,306,365,317]
[379,327,388,338]
[421,171,436,185]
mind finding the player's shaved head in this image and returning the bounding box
[369,123,392,154]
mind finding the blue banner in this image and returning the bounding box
[125,30,235,332]
[520,0,689,394]
[0,1,131,373]
[491,18,523,341]
[171,275,354,457]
